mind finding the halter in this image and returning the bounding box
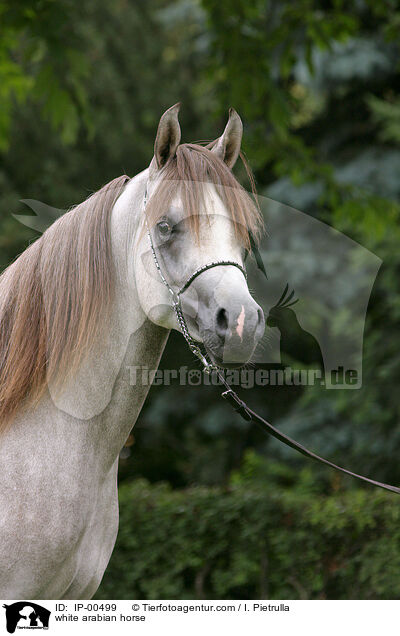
[144,185,246,373]
[142,182,400,495]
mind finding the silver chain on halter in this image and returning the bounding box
[143,185,247,373]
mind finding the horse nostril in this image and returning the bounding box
[216,307,229,338]
[257,308,264,325]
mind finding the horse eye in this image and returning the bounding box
[157,220,172,237]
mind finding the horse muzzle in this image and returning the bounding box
[199,297,265,368]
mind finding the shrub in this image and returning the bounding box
[95,460,400,599]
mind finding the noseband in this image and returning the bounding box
[144,186,246,372]
[143,183,400,495]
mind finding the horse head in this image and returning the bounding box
[128,104,265,368]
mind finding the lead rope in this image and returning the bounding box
[218,381,400,494]
[144,185,400,495]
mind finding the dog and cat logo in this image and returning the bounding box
[2,603,50,633]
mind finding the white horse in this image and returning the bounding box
[0,104,265,599]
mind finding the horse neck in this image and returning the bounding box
[43,169,169,471]
[92,295,169,471]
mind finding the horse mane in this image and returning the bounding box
[144,143,264,248]
[0,175,129,427]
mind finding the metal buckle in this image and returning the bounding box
[221,389,252,421]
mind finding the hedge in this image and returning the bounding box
[95,473,400,599]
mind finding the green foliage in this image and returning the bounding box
[199,0,359,179]
[367,94,400,145]
[96,456,400,599]
[0,30,33,151]
[0,0,91,149]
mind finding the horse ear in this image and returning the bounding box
[207,108,243,169]
[154,103,181,169]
